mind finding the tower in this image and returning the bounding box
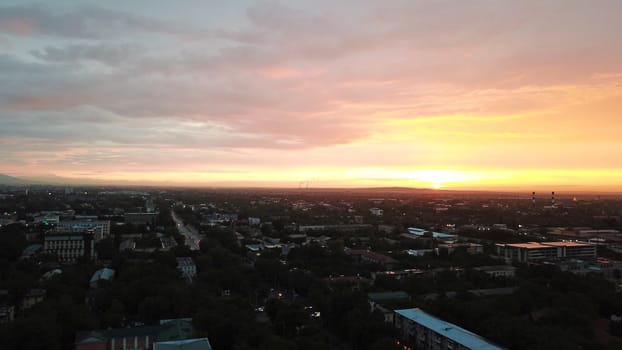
[551,191,555,207]
[532,192,536,208]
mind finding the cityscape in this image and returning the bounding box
[2,1,622,350]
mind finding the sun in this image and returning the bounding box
[432,183,442,189]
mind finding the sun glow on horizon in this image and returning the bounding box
[36,167,622,192]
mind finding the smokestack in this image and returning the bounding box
[551,191,555,207]
[532,192,536,208]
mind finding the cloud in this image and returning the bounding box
[0,4,213,39]
[0,1,622,183]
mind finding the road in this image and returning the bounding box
[171,210,202,250]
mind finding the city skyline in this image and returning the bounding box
[2,1,622,190]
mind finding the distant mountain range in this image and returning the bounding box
[0,173,31,185]
[0,173,106,186]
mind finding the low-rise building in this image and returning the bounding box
[125,212,157,226]
[44,232,95,262]
[394,308,504,350]
[22,288,46,310]
[407,228,458,241]
[0,305,15,324]
[474,265,517,278]
[540,241,597,260]
[368,291,411,323]
[154,338,213,350]
[438,243,484,255]
[369,208,384,216]
[20,244,43,259]
[75,318,195,350]
[496,241,596,263]
[346,249,398,267]
[177,257,196,280]
[90,268,115,288]
[372,269,425,280]
[57,220,110,241]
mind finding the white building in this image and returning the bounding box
[394,308,504,350]
[44,232,95,262]
[57,220,110,241]
[496,241,596,263]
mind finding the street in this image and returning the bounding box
[171,210,202,250]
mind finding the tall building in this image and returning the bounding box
[394,308,504,350]
[44,232,95,262]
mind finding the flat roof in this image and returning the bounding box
[503,242,553,249]
[395,308,504,350]
[154,338,212,350]
[368,291,410,302]
[541,241,592,247]
[176,257,195,266]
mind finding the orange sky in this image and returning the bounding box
[1,1,622,191]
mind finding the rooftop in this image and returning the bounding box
[154,338,212,350]
[474,265,517,272]
[176,257,195,266]
[395,308,504,350]
[346,249,398,264]
[368,291,410,302]
[90,268,115,284]
[501,242,552,249]
[542,241,592,247]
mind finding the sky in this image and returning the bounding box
[1,0,622,191]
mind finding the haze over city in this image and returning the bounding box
[1,0,622,190]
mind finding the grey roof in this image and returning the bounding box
[395,308,504,350]
[90,268,115,284]
[368,291,410,302]
[154,338,212,350]
[76,326,162,343]
[176,257,195,267]
[474,265,517,272]
[75,318,195,344]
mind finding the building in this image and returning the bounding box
[0,305,15,324]
[474,265,517,278]
[438,243,484,255]
[405,249,436,257]
[22,288,46,310]
[368,291,411,323]
[44,232,95,262]
[90,268,115,289]
[369,208,384,216]
[394,308,504,350]
[154,338,213,350]
[145,199,156,213]
[298,224,372,233]
[496,241,596,263]
[125,213,157,226]
[57,220,110,241]
[20,244,43,259]
[539,241,597,259]
[177,257,196,280]
[75,318,195,350]
[372,269,425,281]
[407,228,458,241]
[346,249,398,267]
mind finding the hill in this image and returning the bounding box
[0,173,30,185]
